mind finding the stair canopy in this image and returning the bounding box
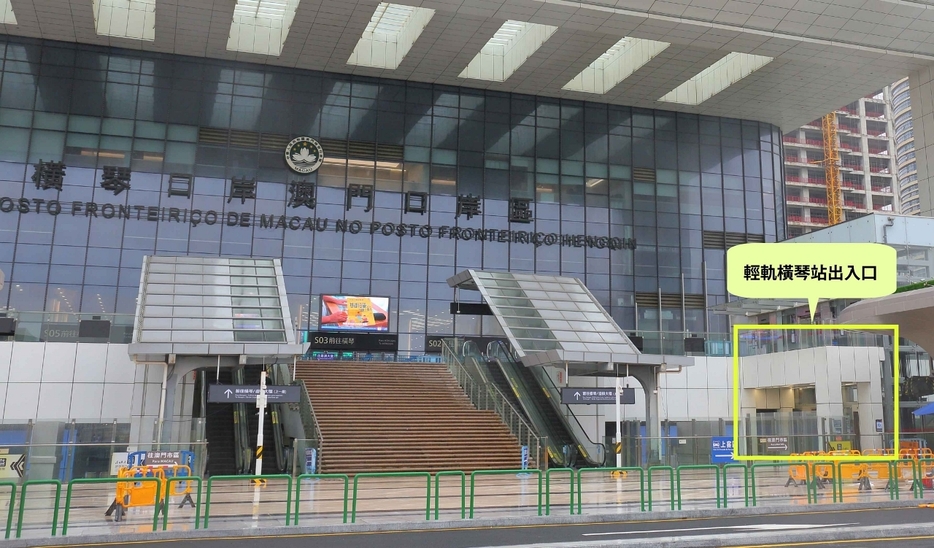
[128,256,304,364]
[447,269,692,375]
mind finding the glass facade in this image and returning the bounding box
[0,37,785,350]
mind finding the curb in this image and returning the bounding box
[478,523,934,547]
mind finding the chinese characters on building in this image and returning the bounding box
[6,160,638,251]
[24,163,540,223]
[742,264,877,281]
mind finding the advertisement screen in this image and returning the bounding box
[319,295,390,332]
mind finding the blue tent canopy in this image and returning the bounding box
[913,402,934,416]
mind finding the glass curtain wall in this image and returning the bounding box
[0,37,785,351]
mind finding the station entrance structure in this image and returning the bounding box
[447,270,693,457]
[127,256,304,469]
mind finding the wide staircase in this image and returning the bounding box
[297,361,531,474]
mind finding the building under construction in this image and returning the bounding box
[783,88,899,237]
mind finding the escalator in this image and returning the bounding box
[204,369,240,476]
[487,341,605,468]
[241,365,288,474]
[483,357,528,422]
[459,341,566,467]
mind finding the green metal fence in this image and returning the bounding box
[9,460,932,539]
[676,465,721,510]
[294,473,349,525]
[750,462,798,507]
[352,472,431,523]
[469,469,542,519]
[203,475,292,529]
[0,482,15,540]
[544,468,574,516]
[63,477,162,535]
[721,463,748,508]
[163,476,202,531]
[16,480,61,538]
[434,471,466,521]
[576,467,645,514]
[647,465,675,511]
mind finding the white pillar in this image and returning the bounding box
[252,370,268,526]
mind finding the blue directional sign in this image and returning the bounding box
[711,436,735,464]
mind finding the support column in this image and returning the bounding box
[909,66,934,216]
[629,366,660,465]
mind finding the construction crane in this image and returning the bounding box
[820,113,843,225]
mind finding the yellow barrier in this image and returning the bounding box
[787,452,835,487]
[104,465,195,522]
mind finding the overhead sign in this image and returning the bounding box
[560,387,636,405]
[759,436,789,452]
[305,331,399,351]
[207,384,300,404]
[0,448,25,478]
[144,451,184,466]
[424,336,506,354]
[711,436,735,464]
[110,452,129,475]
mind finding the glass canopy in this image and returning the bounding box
[448,269,692,371]
[128,256,303,363]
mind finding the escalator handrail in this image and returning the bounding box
[440,339,544,467]
[489,340,606,467]
[452,340,566,467]
[232,368,253,474]
[489,356,569,467]
[267,364,287,473]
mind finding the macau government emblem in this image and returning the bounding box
[285,136,324,174]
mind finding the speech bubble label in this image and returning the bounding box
[727,243,897,320]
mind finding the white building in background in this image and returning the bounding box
[893,78,920,215]
[783,88,898,238]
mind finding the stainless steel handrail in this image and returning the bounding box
[441,338,545,470]
[293,378,324,472]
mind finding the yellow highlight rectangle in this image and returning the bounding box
[731,324,899,462]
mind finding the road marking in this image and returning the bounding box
[582,522,856,537]
[730,534,934,547]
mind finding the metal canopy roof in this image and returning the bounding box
[448,269,692,373]
[128,256,304,363]
[2,0,933,129]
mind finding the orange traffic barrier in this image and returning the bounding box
[104,464,195,522]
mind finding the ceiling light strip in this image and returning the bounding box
[563,37,670,95]
[0,0,16,25]
[348,3,435,70]
[92,0,157,41]
[227,0,301,56]
[459,20,558,83]
[658,52,773,105]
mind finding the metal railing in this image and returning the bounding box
[292,379,323,474]
[9,460,934,539]
[529,364,607,467]
[464,343,564,467]
[440,339,544,470]
[488,340,605,467]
